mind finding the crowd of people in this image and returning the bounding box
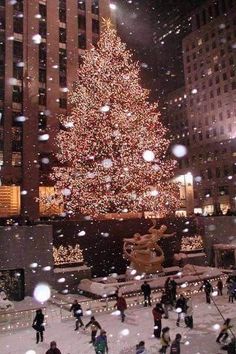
[31,276,236,354]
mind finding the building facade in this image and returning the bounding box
[171,0,236,215]
[0,0,110,220]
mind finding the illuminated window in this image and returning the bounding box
[12,152,22,166]
[0,186,20,217]
[39,186,63,216]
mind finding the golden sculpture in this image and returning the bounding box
[123,220,175,273]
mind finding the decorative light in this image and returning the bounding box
[53,244,84,265]
[50,21,179,217]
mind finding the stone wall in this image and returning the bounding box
[0,225,54,296]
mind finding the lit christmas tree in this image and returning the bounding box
[52,21,179,217]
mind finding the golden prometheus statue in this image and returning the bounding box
[123,220,176,274]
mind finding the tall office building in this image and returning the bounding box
[0,0,110,220]
[180,0,236,215]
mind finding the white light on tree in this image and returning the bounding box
[33,283,51,303]
[100,105,110,113]
[109,3,117,10]
[102,158,113,169]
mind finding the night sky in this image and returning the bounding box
[114,0,206,100]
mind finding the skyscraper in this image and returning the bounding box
[0,0,110,220]
[181,0,236,214]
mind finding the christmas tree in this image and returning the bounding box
[52,21,179,217]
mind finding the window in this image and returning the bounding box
[221,0,226,13]
[223,72,227,80]
[219,186,229,196]
[39,88,46,105]
[228,124,232,132]
[232,81,236,90]
[39,68,46,83]
[39,21,47,38]
[207,168,213,179]
[78,33,86,49]
[217,87,221,95]
[220,126,224,134]
[229,56,234,65]
[202,9,207,25]
[216,167,221,178]
[12,152,22,166]
[224,84,228,93]
[213,127,217,136]
[39,43,46,64]
[78,15,86,30]
[78,0,85,11]
[13,41,23,60]
[59,0,66,23]
[214,1,220,16]
[59,98,67,109]
[91,0,99,15]
[59,27,66,43]
[12,85,22,103]
[208,6,213,18]
[13,62,23,80]
[38,113,47,129]
[13,17,23,33]
[196,14,200,28]
[219,112,223,120]
[39,4,46,18]
[212,41,216,49]
[92,19,99,34]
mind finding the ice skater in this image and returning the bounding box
[184,296,193,329]
[159,326,171,353]
[45,341,62,354]
[152,303,164,339]
[70,299,84,330]
[85,316,102,345]
[200,279,213,304]
[170,333,182,354]
[32,308,45,344]
[216,318,232,344]
[175,294,187,327]
[217,279,223,296]
[94,329,108,354]
[115,295,127,322]
[141,281,151,307]
[136,340,147,354]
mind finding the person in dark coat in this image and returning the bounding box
[222,338,236,354]
[85,316,102,345]
[216,318,233,344]
[32,308,45,344]
[152,303,164,339]
[45,341,62,354]
[94,329,108,354]
[175,294,187,327]
[160,291,171,319]
[200,279,213,303]
[170,278,177,303]
[115,295,127,322]
[141,281,151,307]
[170,333,182,354]
[70,299,84,330]
[217,279,223,296]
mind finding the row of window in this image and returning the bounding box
[203,185,231,197]
[193,0,235,30]
[188,83,236,103]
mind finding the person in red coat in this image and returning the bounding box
[115,295,127,322]
[45,341,61,354]
[152,303,164,339]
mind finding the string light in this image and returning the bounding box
[49,20,179,217]
[53,244,84,265]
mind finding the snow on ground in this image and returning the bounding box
[0,290,235,354]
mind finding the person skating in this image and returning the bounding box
[170,333,182,354]
[170,278,177,304]
[70,299,84,330]
[160,291,171,319]
[217,279,223,296]
[136,340,147,354]
[216,318,233,344]
[141,281,151,307]
[200,279,213,304]
[184,296,193,329]
[222,338,236,354]
[45,341,62,354]
[152,303,164,339]
[228,282,235,303]
[159,326,171,353]
[85,316,102,345]
[175,294,187,327]
[115,295,127,322]
[32,308,45,344]
[94,329,108,354]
